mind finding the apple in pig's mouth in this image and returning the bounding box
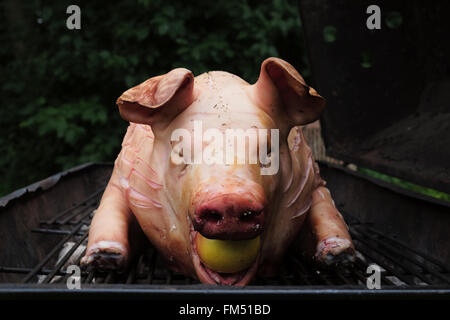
[188,189,266,285]
[190,228,261,286]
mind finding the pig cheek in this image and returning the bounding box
[162,229,195,276]
[160,170,197,276]
[255,144,292,275]
[166,169,194,221]
[261,173,280,205]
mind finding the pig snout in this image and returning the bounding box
[192,190,266,241]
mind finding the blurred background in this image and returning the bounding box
[0,0,307,196]
[1,0,449,201]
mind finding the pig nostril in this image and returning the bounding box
[204,210,222,223]
[240,210,261,222]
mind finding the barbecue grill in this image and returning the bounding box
[0,163,449,299]
[1,0,449,299]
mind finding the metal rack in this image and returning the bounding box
[1,184,449,292]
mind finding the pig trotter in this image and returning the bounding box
[297,186,355,268]
[81,168,134,271]
[81,241,128,270]
[315,237,355,267]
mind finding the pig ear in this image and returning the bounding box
[116,68,195,128]
[253,57,325,126]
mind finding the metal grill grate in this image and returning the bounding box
[1,184,449,289]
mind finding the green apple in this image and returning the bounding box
[196,233,260,273]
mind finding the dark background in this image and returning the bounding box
[0,0,307,196]
[1,0,449,201]
[299,0,450,196]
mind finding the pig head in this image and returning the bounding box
[81,57,355,285]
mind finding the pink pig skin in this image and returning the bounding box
[81,57,355,285]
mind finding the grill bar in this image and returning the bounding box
[351,240,413,285]
[351,227,432,285]
[57,206,93,225]
[42,232,89,283]
[0,267,78,276]
[41,187,103,225]
[353,256,398,286]
[366,225,450,273]
[22,223,85,283]
[31,228,84,236]
[353,225,450,284]
[83,268,95,284]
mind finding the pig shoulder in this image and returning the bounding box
[114,124,162,200]
[282,126,325,217]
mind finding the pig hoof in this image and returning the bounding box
[81,241,128,271]
[314,237,355,267]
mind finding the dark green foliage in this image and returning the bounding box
[0,0,306,196]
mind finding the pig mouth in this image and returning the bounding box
[190,228,260,286]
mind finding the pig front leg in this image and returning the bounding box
[81,169,143,270]
[297,186,355,267]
